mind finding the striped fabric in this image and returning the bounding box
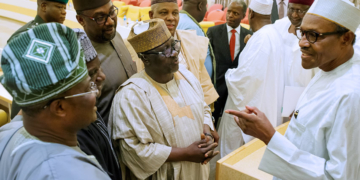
[0,23,87,106]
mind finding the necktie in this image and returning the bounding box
[230,29,236,61]
[279,0,285,19]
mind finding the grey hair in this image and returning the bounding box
[228,0,247,15]
[334,23,356,45]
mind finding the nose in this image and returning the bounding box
[292,11,299,18]
[299,34,310,48]
[229,12,234,17]
[167,13,175,21]
[169,49,179,57]
[96,69,106,83]
[61,7,66,15]
[105,15,115,26]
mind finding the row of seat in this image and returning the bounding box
[203,4,249,25]
[113,0,182,7]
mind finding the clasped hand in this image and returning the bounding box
[185,133,219,165]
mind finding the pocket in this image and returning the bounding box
[287,119,314,149]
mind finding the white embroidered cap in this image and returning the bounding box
[307,0,360,32]
[249,0,273,15]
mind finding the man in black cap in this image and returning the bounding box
[73,0,137,125]
[8,0,69,119]
[8,0,68,42]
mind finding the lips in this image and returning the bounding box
[166,24,175,29]
[104,28,113,35]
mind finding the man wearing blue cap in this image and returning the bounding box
[0,23,110,180]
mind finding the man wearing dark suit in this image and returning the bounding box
[207,0,252,126]
[271,0,289,23]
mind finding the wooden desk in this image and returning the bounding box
[216,122,290,180]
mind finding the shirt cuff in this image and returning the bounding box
[204,117,215,131]
[267,131,298,159]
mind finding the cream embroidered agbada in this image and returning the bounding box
[108,65,214,180]
[124,29,219,106]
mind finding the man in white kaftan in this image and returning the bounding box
[217,0,284,158]
[274,17,316,87]
[108,19,218,180]
[227,0,360,179]
[273,0,316,87]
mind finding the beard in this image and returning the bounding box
[101,20,117,41]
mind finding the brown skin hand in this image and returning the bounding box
[76,1,117,43]
[149,3,179,36]
[39,1,67,24]
[299,14,355,71]
[225,106,276,145]
[287,3,310,35]
[226,2,245,29]
[23,76,98,147]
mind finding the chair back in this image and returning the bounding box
[126,6,141,21]
[140,7,151,21]
[0,110,8,128]
[207,10,224,21]
[199,21,215,33]
[208,4,223,12]
[139,0,151,7]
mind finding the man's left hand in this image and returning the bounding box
[201,124,220,164]
[225,106,276,145]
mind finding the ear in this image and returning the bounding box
[141,55,151,66]
[341,31,355,46]
[40,2,47,12]
[198,2,203,11]
[49,99,67,118]
[249,9,254,19]
[76,15,86,27]
[149,10,154,19]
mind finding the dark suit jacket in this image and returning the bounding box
[271,0,280,23]
[207,24,252,121]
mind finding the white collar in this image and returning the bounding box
[226,24,241,34]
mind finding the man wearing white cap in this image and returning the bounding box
[273,0,317,88]
[216,0,284,158]
[227,0,360,179]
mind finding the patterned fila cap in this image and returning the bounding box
[0,23,88,106]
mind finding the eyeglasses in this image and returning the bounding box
[81,7,118,25]
[288,8,307,16]
[43,81,98,109]
[140,40,181,58]
[295,28,347,43]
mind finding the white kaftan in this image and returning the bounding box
[259,53,360,180]
[108,65,214,180]
[217,24,285,158]
[273,17,317,87]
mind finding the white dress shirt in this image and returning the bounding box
[276,0,289,18]
[226,24,241,60]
